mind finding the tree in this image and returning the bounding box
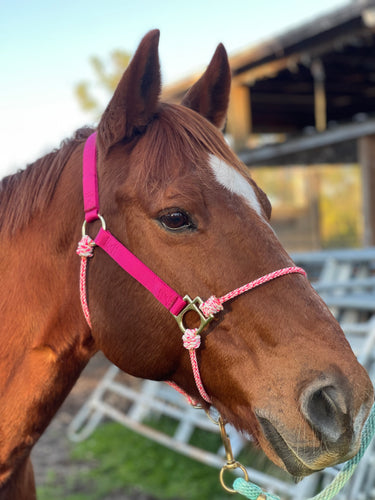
[75,50,131,119]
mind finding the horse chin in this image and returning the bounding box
[256,416,319,477]
[256,414,359,479]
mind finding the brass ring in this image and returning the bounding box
[81,214,107,237]
[219,462,249,493]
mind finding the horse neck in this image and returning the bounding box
[0,458,35,500]
[0,144,96,486]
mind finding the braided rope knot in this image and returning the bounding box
[200,295,223,316]
[76,235,95,258]
[182,329,201,350]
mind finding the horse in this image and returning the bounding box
[0,29,373,499]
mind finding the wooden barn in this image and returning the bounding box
[163,0,375,251]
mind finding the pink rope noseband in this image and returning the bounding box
[200,267,306,316]
[175,266,306,404]
[76,235,95,327]
[76,132,307,405]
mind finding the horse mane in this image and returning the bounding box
[0,104,252,236]
[0,127,93,235]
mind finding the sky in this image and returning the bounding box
[1,0,349,178]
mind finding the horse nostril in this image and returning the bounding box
[301,384,350,443]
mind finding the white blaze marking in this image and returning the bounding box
[209,155,262,216]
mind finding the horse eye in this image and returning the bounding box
[158,210,195,232]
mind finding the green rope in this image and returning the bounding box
[233,403,375,500]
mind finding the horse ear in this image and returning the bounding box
[181,43,231,130]
[98,30,161,150]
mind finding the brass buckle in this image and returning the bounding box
[173,295,214,335]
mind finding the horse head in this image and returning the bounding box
[86,30,374,478]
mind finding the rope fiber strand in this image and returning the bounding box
[200,267,306,317]
[233,403,375,500]
[76,235,95,328]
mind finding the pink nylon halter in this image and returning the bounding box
[76,132,306,405]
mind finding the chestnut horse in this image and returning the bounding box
[0,30,373,499]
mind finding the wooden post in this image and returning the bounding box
[227,83,251,151]
[358,135,375,246]
[311,59,327,133]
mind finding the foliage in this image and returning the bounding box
[74,50,131,120]
[252,164,363,250]
[37,420,227,499]
[69,420,229,500]
[319,165,363,248]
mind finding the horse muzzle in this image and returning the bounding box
[256,415,359,478]
[256,375,374,477]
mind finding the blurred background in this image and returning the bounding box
[3,1,375,499]
[2,0,370,253]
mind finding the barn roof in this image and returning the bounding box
[163,0,375,165]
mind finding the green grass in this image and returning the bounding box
[37,420,228,499]
[37,415,292,500]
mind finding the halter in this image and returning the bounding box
[76,132,306,404]
[75,132,375,500]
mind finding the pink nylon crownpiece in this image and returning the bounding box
[81,132,187,317]
[82,132,100,223]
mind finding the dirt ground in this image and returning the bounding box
[31,352,157,500]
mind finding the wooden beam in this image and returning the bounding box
[234,56,300,85]
[227,84,251,150]
[239,117,375,165]
[358,135,375,246]
[311,59,327,132]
